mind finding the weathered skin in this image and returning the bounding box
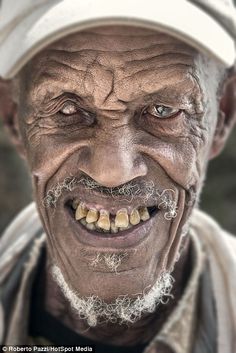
[1,26,236,350]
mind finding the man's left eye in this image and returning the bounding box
[145,104,180,119]
[60,102,78,115]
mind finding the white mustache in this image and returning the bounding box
[42,176,178,220]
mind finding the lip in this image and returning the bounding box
[63,193,157,215]
[66,203,157,249]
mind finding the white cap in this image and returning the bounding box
[0,0,235,79]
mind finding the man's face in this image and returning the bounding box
[16,26,220,304]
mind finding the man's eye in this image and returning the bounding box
[60,102,78,115]
[145,104,180,119]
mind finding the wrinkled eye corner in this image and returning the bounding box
[143,104,181,119]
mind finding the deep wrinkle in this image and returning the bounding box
[28,66,200,110]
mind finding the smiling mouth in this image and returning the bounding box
[66,199,158,237]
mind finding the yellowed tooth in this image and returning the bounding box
[72,200,79,210]
[86,209,99,223]
[110,221,118,234]
[130,209,141,225]
[80,218,87,226]
[86,223,96,231]
[139,207,150,221]
[96,210,110,231]
[119,224,132,231]
[115,208,129,228]
[75,203,88,220]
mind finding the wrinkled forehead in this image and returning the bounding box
[21,26,200,91]
[25,25,198,74]
[49,25,196,51]
[18,25,223,110]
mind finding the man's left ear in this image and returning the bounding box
[209,70,236,159]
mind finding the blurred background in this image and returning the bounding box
[0,119,236,235]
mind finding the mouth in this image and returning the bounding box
[65,199,159,248]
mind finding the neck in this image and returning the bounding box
[41,237,192,346]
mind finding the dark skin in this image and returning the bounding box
[0,26,236,350]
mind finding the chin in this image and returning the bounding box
[51,263,174,327]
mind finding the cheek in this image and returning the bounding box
[137,118,212,190]
[20,118,90,183]
[160,136,209,188]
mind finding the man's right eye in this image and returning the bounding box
[60,102,79,115]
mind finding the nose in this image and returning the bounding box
[78,142,147,188]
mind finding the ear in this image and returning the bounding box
[0,78,26,159]
[209,70,236,159]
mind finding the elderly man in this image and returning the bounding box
[0,0,236,352]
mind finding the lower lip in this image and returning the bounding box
[67,206,156,249]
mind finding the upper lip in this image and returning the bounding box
[63,188,157,214]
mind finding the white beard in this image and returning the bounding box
[51,265,174,327]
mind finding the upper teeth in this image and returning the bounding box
[75,203,88,220]
[97,210,111,231]
[73,202,151,233]
[86,209,99,223]
[139,207,151,221]
[115,208,129,228]
[130,209,141,225]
